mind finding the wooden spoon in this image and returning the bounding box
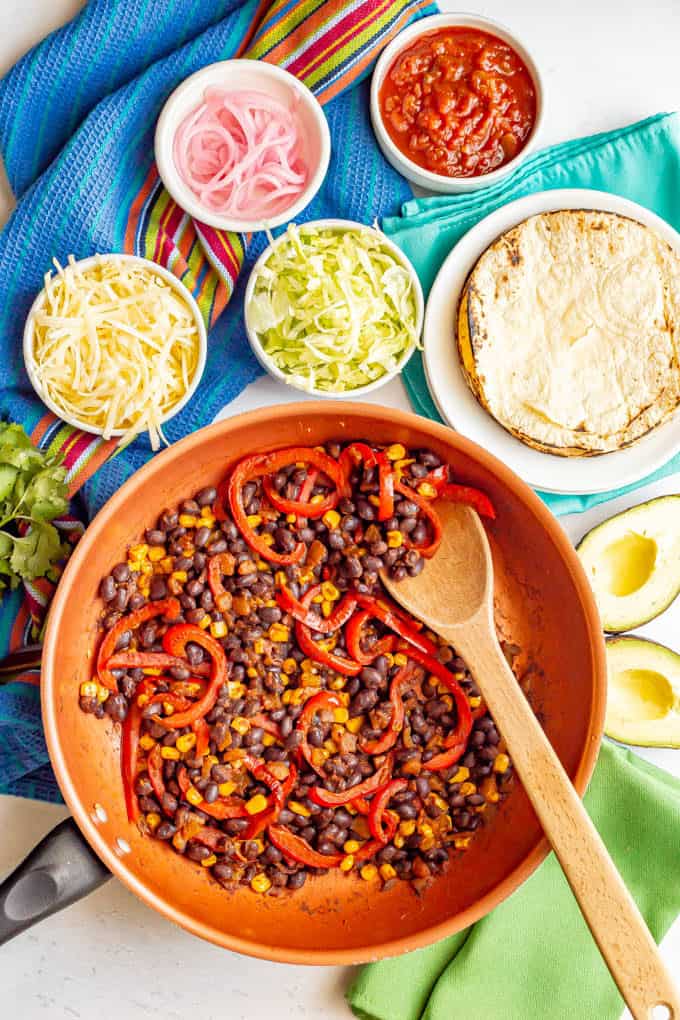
[381,500,679,1020]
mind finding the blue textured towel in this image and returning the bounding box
[0,0,435,802]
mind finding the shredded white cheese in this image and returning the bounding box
[28,255,202,450]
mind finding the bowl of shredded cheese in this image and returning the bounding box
[23,254,207,450]
[244,220,424,397]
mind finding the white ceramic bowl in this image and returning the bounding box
[244,218,424,398]
[155,60,331,233]
[23,253,207,438]
[423,189,680,495]
[370,12,544,194]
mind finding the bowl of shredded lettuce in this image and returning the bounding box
[244,220,424,396]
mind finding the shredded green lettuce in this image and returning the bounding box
[248,224,419,392]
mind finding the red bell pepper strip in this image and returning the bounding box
[276,584,358,635]
[368,778,408,842]
[399,645,472,765]
[376,451,395,522]
[262,468,339,519]
[421,464,450,494]
[344,609,396,665]
[107,651,210,677]
[308,754,394,807]
[248,713,283,740]
[359,663,420,755]
[121,702,142,824]
[207,551,237,612]
[268,825,344,868]
[295,690,343,775]
[156,624,228,729]
[422,747,467,771]
[338,442,377,490]
[354,813,398,862]
[228,454,306,566]
[213,476,231,522]
[440,483,496,520]
[147,743,167,808]
[354,594,437,657]
[191,826,230,851]
[193,717,210,757]
[352,796,371,815]
[97,597,180,691]
[295,621,362,677]
[394,481,443,557]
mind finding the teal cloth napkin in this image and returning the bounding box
[382,112,680,515]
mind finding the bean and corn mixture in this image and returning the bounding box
[82,441,513,896]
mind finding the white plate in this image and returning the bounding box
[423,188,680,495]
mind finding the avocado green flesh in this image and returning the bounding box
[577,495,680,632]
[606,637,680,747]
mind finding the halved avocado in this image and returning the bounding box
[576,495,680,632]
[605,636,680,747]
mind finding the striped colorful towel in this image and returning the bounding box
[0,0,436,802]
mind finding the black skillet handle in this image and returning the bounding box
[0,817,111,945]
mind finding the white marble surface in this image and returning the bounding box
[1,1,680,1018]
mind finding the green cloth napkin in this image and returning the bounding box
[347,741,680,1020]
[381,112,680,516]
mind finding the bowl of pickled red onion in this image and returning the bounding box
[155,60,331,232]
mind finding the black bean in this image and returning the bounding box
[225,818,249,836]
[112,562,130,583]
[149,576,168,601]
[203,782,219,804]
[99,575,116,602]
[317,840,339,857]
[156,822,176,840]
[193,526,210,548]
[258,605,281,624]
[207,538,228,555]
[196,486,217,507]
[287,871,306,890]
[104,693,128,722]
[410,522,427,546]
[114,629,132,652]
[407,556,425,577]
[111,587,128,612]
[146,529,166,546]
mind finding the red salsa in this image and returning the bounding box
[379,27,536,179]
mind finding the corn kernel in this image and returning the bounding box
[171,570,188,584]
[146,812,161,831]
[418,822,434,838]
[79,681,98,699]
[311,593,323,604]
[159,556,174,573]
[340,855,355,872]
[393,833,406,849]
[346,715,363,734]
[148,546,165,562]
[322,509,341,529]
[393,652,408,667]
[459,782,476,796]
[172,833,186,852]
[268,623,290,642]
[454,835,473,850]
[285,513,297,524]
[329,677,345,691]
[417,482,437,498]
[468,696,482,708]
[321,599,333,618]
[281,690,293,705]
[274,570,287,587]
[344,840,360,854]
[127,560,142,573]
[246,513,262,528]
[201,854,217,868]
[139,734,156,751]
[360,864,378,881]
[231,716,250,735]
[494,753,510,774]
[186,785,203,806]
[451,766,470,784]
[289,800,311,817]
[210,620,228,639]
[432,794,449,811]
[140,561,153,577]
[176,733,197,754]
[482,780,500,804]
[251,873,272,893]
[320,581,340,601]
[252,638,266,656]
[420,835,436,851]
[246,666,258,678]
[178,514,198,528]
[137,693,150,708]
[282,658,297,675]
[262,733,275,747]
[309,493,324,506]
[261,533,275,546]
[205,754,219,767]
[387,530,403,549]
[142,667,162,677]
[368,494,381,508]
[311,747,329,767]
[379,863,397,881]
[199,615,211,630]
[162,702,175,716]
[129,543,149,560]
[399,820,416,837]
[386,443,406,461]
[246,793,268,815]
[161,746,180,761]
[200,513,216,528]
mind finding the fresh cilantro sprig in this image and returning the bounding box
[0,422,70,598]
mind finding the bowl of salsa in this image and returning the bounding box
[371,14,543,192]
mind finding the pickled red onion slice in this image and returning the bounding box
[173,88,309,220]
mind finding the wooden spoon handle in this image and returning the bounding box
[456,620,679,1020]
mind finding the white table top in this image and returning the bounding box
[1,2,679,1018]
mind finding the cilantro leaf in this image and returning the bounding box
[19,465,69,520]
[9,520,65,582]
